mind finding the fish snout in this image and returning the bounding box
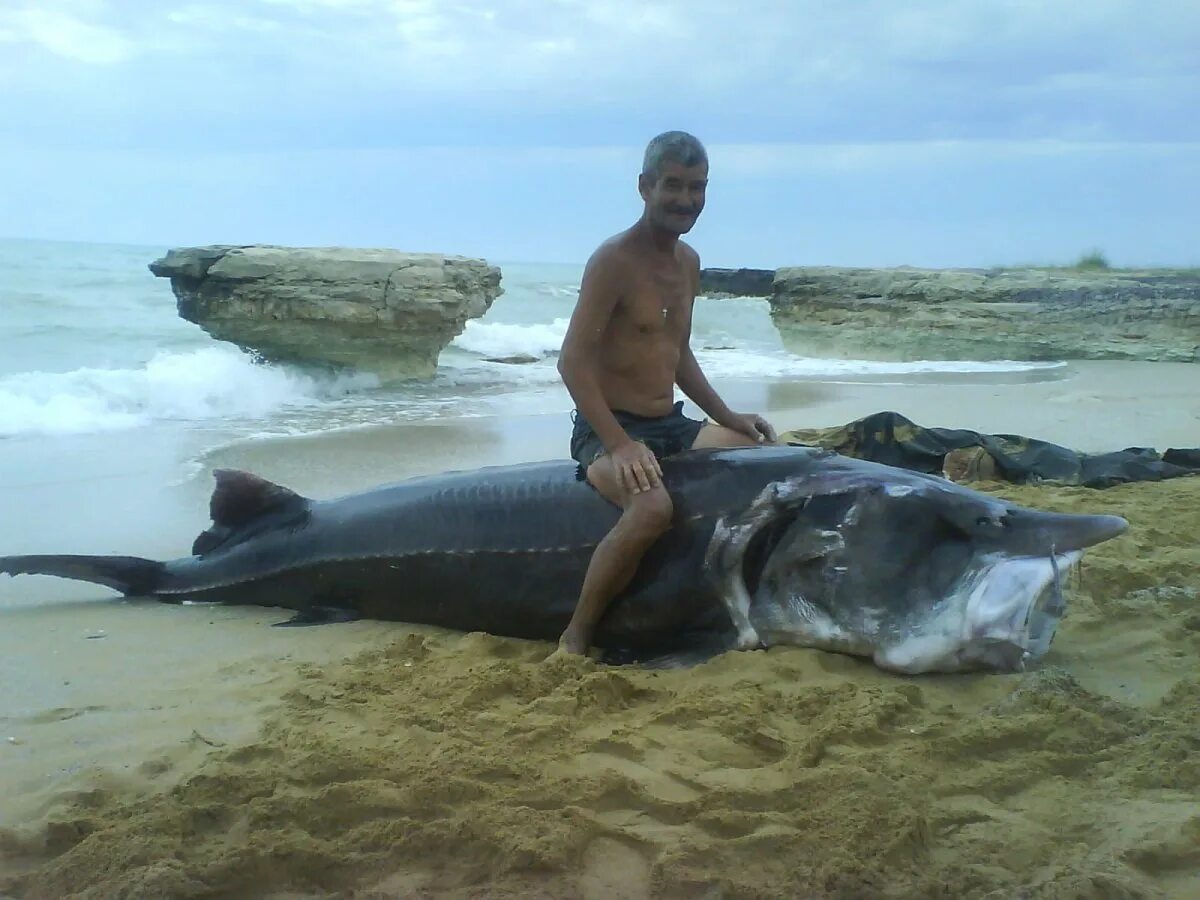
[1028,510,1129,553]
[979,507,1129,556]
[1086,514,1129,545]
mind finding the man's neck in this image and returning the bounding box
[631,216,679,254]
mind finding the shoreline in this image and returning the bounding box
[204,359,1200,486]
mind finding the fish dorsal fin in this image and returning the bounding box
[209,469,307,528]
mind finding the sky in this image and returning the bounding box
[1,0,1198,267]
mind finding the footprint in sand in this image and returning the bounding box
[578,836,653,899]
[22,705,107,725]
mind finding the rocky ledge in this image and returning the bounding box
[149,245,502,380]
[769,267,1200,362]
[698,267,774,298]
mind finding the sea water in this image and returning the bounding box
[0,237,1059,443]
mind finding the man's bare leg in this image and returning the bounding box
[558,458,673,655]
[557,425,768,655]
[690,423,772,450]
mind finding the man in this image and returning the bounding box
[556,131,777,656]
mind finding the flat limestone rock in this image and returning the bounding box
[770,266,1200,363]
[150,245,503,381]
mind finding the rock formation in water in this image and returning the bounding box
[149,245,503,380]
[698,267,775,297]
[770,267,1200,362]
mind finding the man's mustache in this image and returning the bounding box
[666,207,698,215]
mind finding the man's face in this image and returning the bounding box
[639,160,708,235]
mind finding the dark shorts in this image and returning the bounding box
[570,401,706,480]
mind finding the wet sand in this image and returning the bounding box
[1,361,1198,897]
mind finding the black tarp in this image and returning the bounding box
[779,411,1200,489]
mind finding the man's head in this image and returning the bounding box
[638,131,708,235]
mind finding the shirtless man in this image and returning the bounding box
[556,131,777,656]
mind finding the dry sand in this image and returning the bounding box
[1,361,1198,898]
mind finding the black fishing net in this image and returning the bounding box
[779,411,1200,489]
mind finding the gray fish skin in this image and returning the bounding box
[0,447,1128,673]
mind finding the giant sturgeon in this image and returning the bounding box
[1,446,1128,674]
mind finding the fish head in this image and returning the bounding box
[729,466,1128,674]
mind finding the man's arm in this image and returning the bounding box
[674,247,777,442]
[558,247,663,492]
[675,344,737,424]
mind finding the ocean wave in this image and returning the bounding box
[445,312,1063,387]
[451,317,570,360]
[0,347,377,437]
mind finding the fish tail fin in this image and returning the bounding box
[0,555,165,596]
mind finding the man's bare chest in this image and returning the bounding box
[618,268,691,332]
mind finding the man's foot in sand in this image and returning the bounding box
[555,626,591,657]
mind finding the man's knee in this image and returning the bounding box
[585,458,674,537]
[620,488,674,541]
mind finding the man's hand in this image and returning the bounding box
[610,441,663,494]
[726,413,777,444]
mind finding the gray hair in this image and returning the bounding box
[641,131,708,179]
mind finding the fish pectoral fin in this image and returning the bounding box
[272,605,360,627]
[602,634,736,669]
[639,647,730,669]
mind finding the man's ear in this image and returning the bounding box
[637,172,653,201]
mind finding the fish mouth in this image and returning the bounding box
[876,551,1082,674]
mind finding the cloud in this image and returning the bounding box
[0,4,133,65]
[710,138,1200,177]
[165,5,282,33]
[2,1,1197,148]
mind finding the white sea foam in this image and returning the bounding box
[693,349,1065,380]
[451,317,570,360]
[0,346,377,437]
[445,308,1062,387]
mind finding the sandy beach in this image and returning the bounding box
[1,361,1198,898]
